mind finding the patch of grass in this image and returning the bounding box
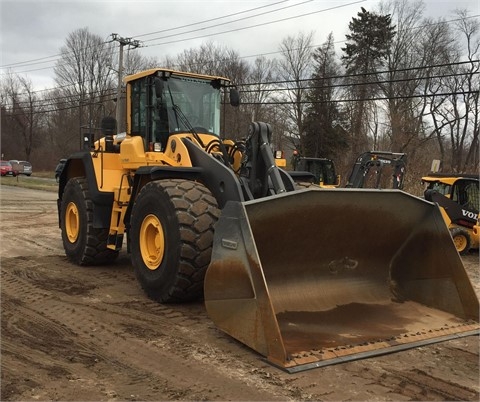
[32,171,56,179]
[0,174,58,192]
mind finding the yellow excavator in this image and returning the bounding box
[58,68,479,373]
[346,151,407,189]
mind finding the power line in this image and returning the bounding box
[238,59,480,88]
[239,90,479,105]
[6,59,480,106]
[5,89,477,118]
[0,0,367,79]
[141,0,329,44]
[0,1,364,96]
[0,0,310,71]
[240,72,479,96]
[236,14,480,62]
[2,12,478,98]
[145,0,366,48]
[133,0,291,39]
[2,61,475,110]
[3,58,478,110]
[2,11,478,88]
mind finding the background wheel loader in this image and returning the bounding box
[423,173,479,255]
[58,68,479,373]
[291,153,340,188]
[287,150,405,189]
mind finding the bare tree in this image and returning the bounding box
[173,41,248,80]
[168,41,251,140]
[425,11,479,172]
[379,0,427,153]
[455,9,480,172]
[378,2,479,173]
[276,31,315,153]
[54,27,116,141]
[0,72,43,161]
[241,57,277,121]
[43,87,84,158]
[123,49,160,75]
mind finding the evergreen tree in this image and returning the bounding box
[304,33,348,159]
[341,7,396,157]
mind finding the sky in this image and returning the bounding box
[1,0,479,91]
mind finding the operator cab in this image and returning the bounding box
[423,174,479,212]
[126,69,238,153]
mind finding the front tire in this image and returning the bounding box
[130,179,220,303]
[60,177,119,265]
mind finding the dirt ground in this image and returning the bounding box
[1,184,479,401]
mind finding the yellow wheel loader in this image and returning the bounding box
[291,154,340,188]
[58,68,479,373]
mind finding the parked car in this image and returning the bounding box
[19,161,32,176]
[9,160,32,176]
[55,159,67,182]
[1,160,14,176]
[9,160,20,175]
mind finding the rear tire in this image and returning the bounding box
[130,179,220,303]
[450,227,471,255]
[60,177,119,265]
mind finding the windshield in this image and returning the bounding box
[425,181,451,195]
[305,160,336,184]
[161,76,222,136]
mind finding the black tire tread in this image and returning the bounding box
[61,177,119,265]
[132,179,220,303]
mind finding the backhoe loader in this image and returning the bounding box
[423,173,479,254]
[58,68,479,373]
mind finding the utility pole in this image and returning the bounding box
[110,33,140,133]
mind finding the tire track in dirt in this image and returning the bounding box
[98,283,313,399]
[1,290,89,399]
[338,355,480,401]
[387,368,479,401]
[3,252,479,401]
[2,261,217,400]
[0,187,62,258]
[1,185,478,401]
[45,281,311,400]
[1,262,55,305]
[1,255,307,401]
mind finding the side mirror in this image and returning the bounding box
[101,116,117,152]
[101,116,117,136]
[230,88,240,107]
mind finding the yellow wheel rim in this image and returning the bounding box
[140,214,165,270]
[65,202,80,243]
[453,234,468,252]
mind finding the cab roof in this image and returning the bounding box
[124,68,231,85]
[422,173,479,185]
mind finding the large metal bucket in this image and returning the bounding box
[204,188,479,372]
